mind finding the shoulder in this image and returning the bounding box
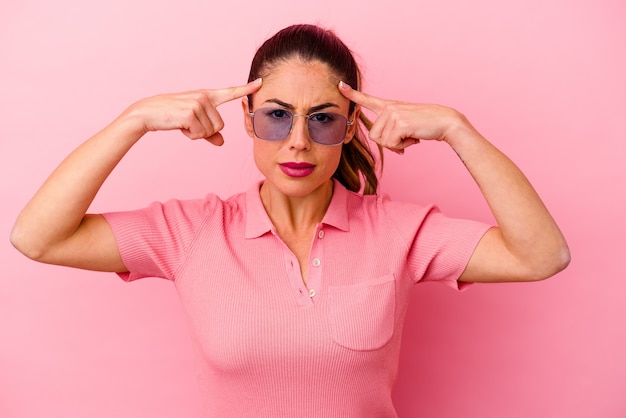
[103,189,248,233]
[338,188,439,244]
[346,189,437,225]
[165,189,247,215]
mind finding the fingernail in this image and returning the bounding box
[339,81,348,89]
[253,78,262,85]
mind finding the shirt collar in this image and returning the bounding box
[245,179,351,239]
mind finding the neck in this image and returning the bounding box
[259,180,334,235]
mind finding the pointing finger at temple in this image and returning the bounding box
[338,81,386,115]
[207,78,263,107]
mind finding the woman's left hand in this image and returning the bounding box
[339,81,570,283]
[338,81,470,153]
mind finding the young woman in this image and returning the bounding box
[11,24,570,417]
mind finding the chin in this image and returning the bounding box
[264,175,333,199]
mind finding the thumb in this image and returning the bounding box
[204,132,225,146]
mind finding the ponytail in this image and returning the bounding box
[335,112,382,195]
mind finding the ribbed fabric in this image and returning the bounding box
[102,180,490,417]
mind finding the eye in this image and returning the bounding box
[265,108,291,119]
[310,112,335,123]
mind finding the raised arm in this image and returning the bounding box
[339,81,570,283]
[10,80,262,272]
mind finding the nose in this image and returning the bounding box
[286,114,312,150]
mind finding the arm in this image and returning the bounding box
[339,81,570,283]
[10,80,262,272]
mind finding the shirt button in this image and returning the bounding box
[311,258,321,267]
[309,289,316,298]
[318,230,325,239]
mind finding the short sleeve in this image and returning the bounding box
[412,208,491,290]
[382,196,491,290]
[102,196,217,281]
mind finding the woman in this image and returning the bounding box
[11,24,569,417]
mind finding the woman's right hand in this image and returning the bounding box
[120,78,262,146]
[10,79,262,271]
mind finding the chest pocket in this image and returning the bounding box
[327,274,396,351]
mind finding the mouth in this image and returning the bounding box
[279,162,316,178]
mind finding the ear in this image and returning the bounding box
[242,97,255,138]
[343,106,361,145]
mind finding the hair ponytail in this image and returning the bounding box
[335,111,382,195]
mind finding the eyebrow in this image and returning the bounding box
[263,98,339,113]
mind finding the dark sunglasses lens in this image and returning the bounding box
[252,108,348,145]
[253,109,292,140]
[308,113,347,145]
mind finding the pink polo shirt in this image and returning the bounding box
[103,180,490,417]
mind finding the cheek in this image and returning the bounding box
[252,138,275,171]
[322,147,344,171]
[252,139,263,164]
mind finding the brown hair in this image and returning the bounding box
[247,24,382,195]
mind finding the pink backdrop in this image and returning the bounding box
[2,0,625,417]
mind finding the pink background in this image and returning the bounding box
[1,0,625,417]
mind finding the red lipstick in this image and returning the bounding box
[279,162,315,178]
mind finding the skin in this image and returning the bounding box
[10,57,570,284]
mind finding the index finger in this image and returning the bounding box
[338,81,386,114]
[207,78,263,106]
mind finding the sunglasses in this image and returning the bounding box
[249,108,354,146]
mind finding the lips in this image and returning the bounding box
[279,162,316,178]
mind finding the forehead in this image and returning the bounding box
[252,59,348,110]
